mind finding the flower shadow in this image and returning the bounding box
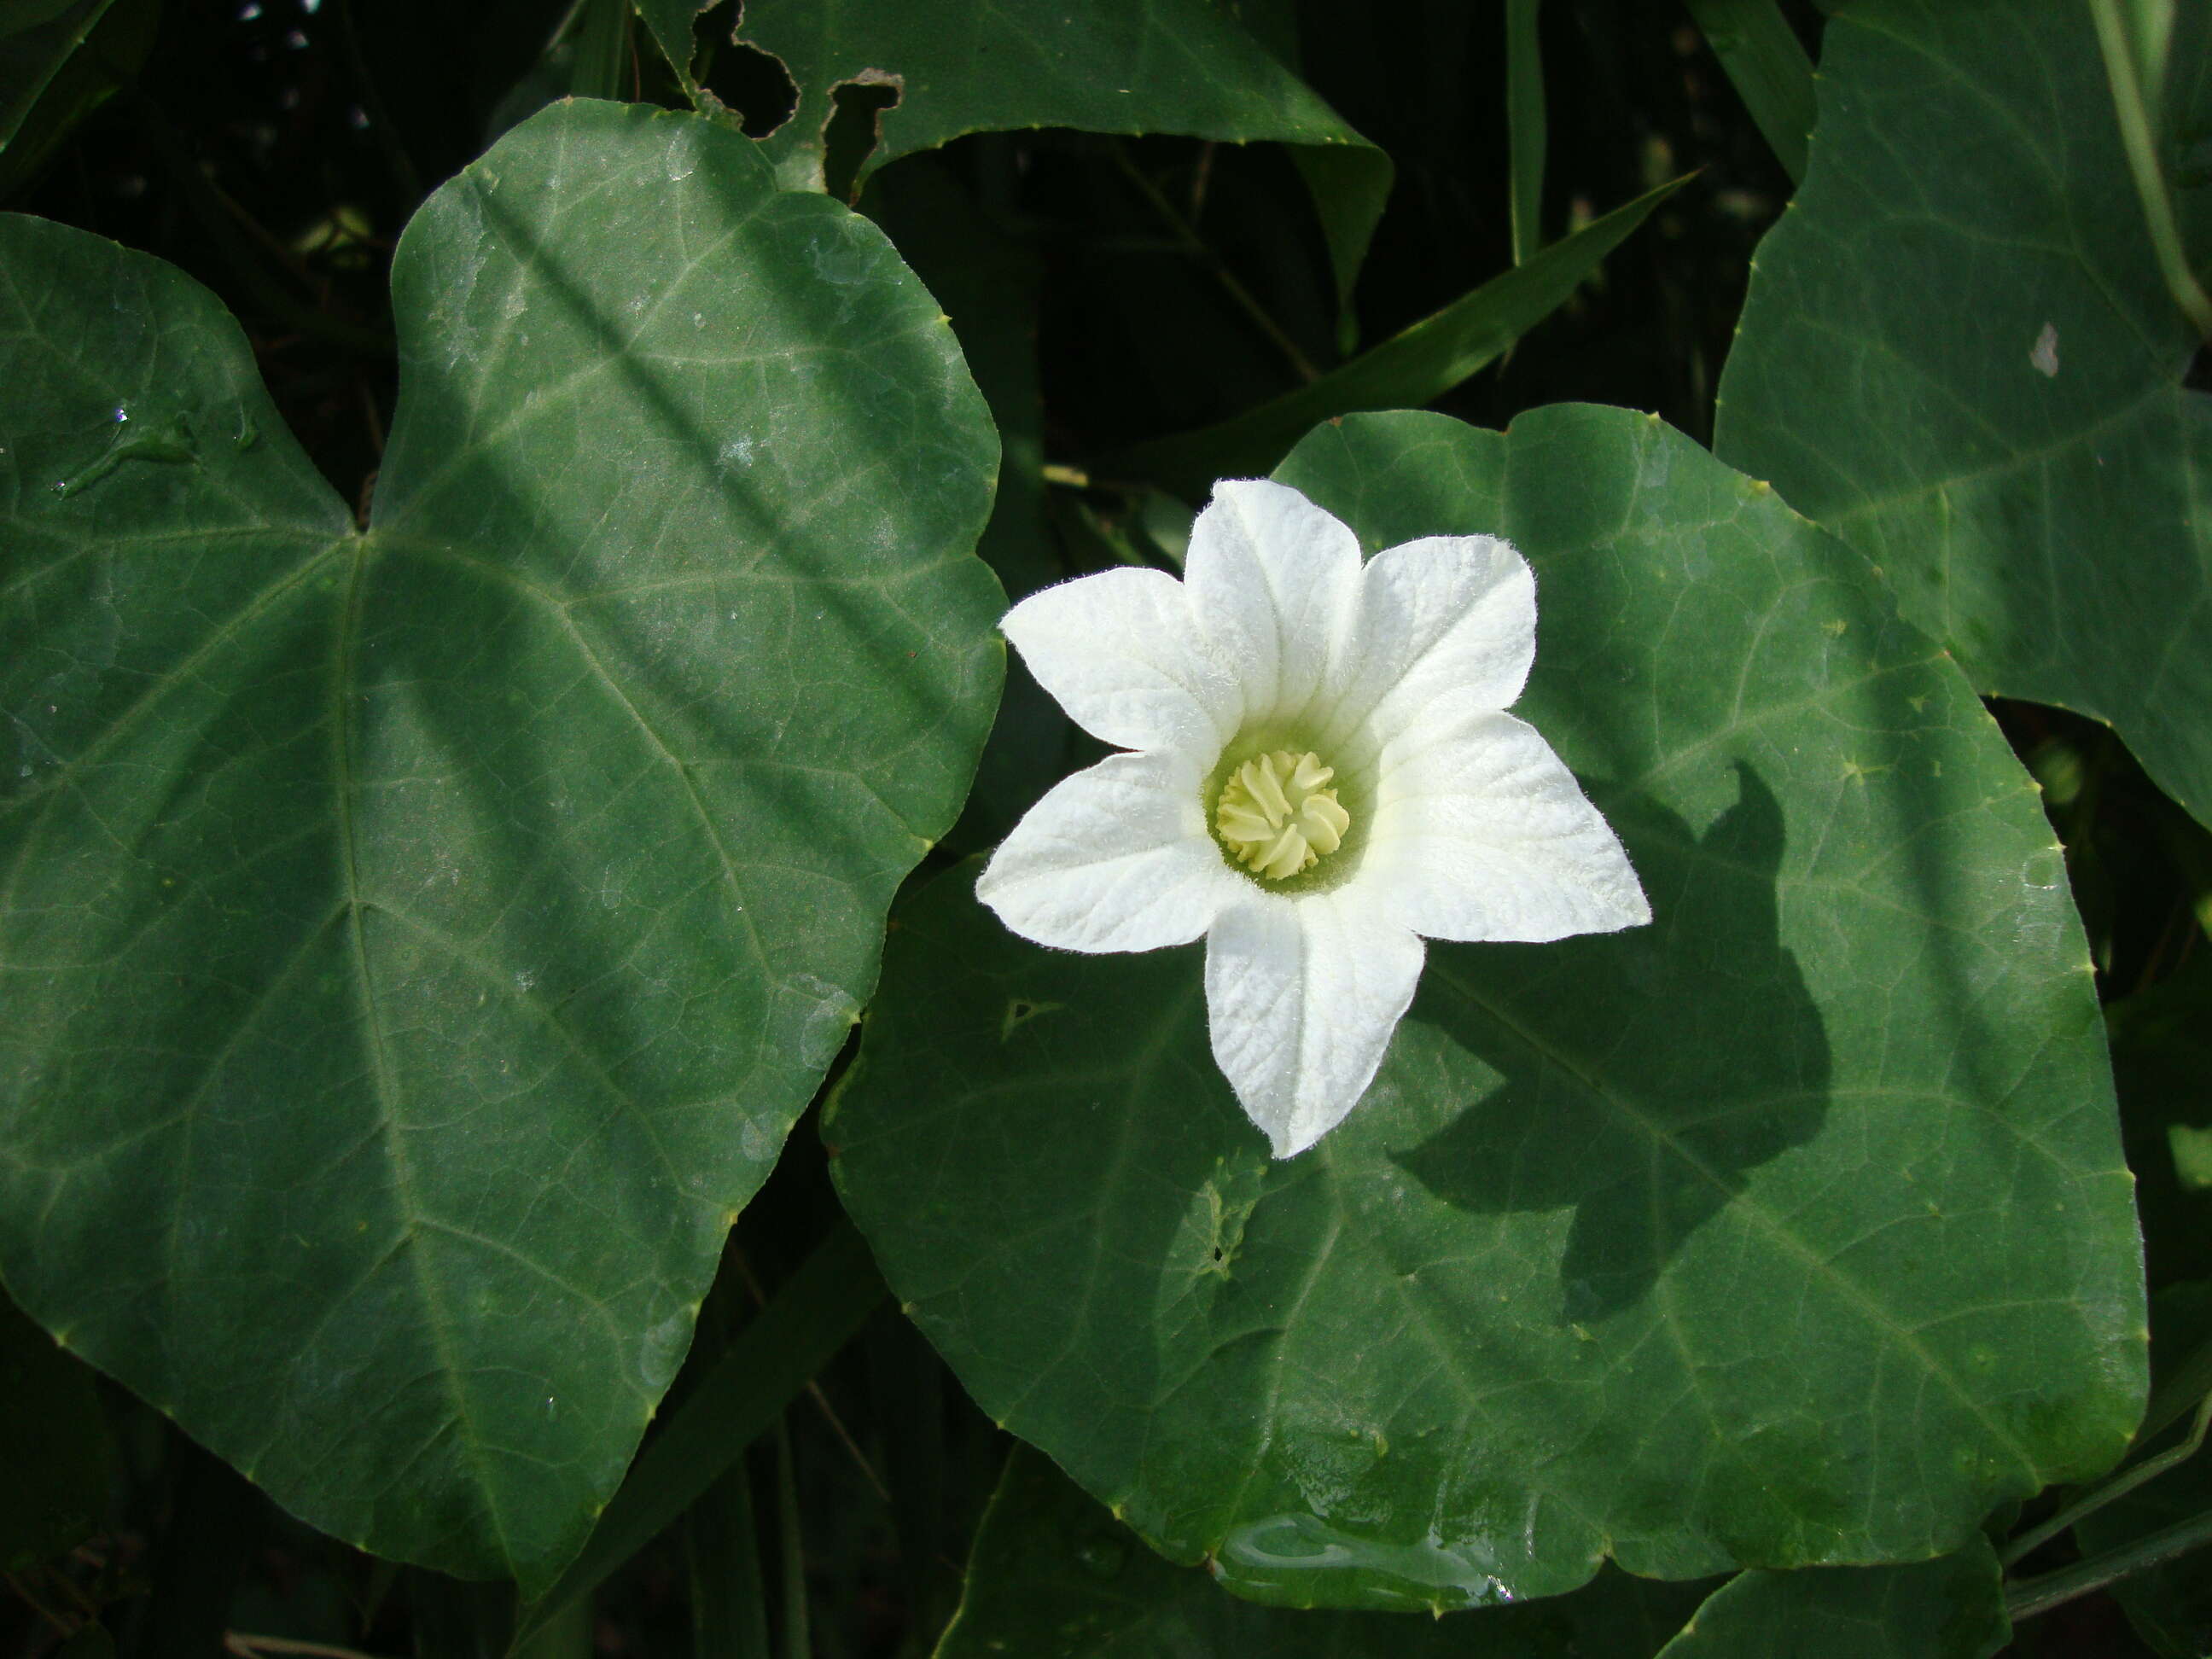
[1393,763,1828,1324]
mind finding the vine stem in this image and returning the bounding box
[2005,1499,2212,1622]
[2089,0,2212,341]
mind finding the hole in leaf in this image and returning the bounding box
[823,73,901,203]
[701,22,799,138]
[1000,995,1062,1043]
[2186,344,2212,394]
[676,0,729,84]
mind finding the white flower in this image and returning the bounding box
[976,479,1650,1158]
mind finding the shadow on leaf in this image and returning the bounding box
[1395,763,1828,1324]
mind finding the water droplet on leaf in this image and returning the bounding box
[52,411,200,498]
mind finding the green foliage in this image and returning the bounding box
[644,0,1387,307]
[2071,1284,2212,1656]
[1505,0,1545,264]
[1,0,2206,1651]
[1682,0,1816,183]
[1658,1546,2010,1659]
[1717,0,2212,829]
[830,406,2142,1613]
[0,0,159,199]
[939,1444,1714,1656]
[0,100,998,1590]
[2110,957,2212,1289]
[1109,179,1690,497]
[514,1223,886,1641]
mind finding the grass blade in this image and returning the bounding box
[1683,0,1815,183]
[1103,175,1689,498]
[772,1423,809,1659]
[684,1463,772,1659]
[1506,0,1545,263]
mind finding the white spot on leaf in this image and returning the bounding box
[777,973,859,1070]
[637,1310,691,1391]
[2030,323,2059,377]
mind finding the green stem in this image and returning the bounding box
[1505,0,1545,265]
[2089,0,2212,341]
[2001,1390,2212,1569]
[2143,1331,2212,1445]
[2005,1499,2212,1621]
[773,1421,808,1659]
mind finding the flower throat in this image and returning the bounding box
[1215,750,1351,881]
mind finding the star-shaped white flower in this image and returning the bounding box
[977,479,1650,1158]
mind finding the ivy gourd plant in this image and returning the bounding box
[0,2,2204,1656]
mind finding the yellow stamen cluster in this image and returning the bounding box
[1215,750,1351,882]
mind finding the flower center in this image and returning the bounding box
[1214,750,1352,882]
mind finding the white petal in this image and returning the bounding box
[1000,566,1237,755]
[1364,707,1650,943]
[977,751,1246,953]
[1185,479,1364,729]
[1318,533,1535,749]
[1204,891,1424,1158]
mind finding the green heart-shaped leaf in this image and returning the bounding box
[1715,0,2212,827]
[0,98,1000,1590]
[828,405,2141,1611]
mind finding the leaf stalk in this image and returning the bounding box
[2089,0,2212,341]
[2005,1495,2212,1622]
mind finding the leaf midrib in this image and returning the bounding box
[328,534,519,1575]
